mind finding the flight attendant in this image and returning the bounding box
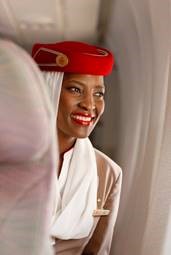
[32,41,122,255]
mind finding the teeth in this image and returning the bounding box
[72,115,92,122]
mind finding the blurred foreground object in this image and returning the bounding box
[0,40,57,255]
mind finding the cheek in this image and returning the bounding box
[57,97,69,125]
[58,95,71,114]
[97,101,105,116]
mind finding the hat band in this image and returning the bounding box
[33,47,69,67]
[84,49,109,57]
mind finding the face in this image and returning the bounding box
[57,73,105,140]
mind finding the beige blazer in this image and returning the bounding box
[53,149,122,255]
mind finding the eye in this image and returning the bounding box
[67,86,81,94]
[94,91,105,98]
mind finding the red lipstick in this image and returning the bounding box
[71,112,95,126]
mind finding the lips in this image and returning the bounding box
[71,112,95,126]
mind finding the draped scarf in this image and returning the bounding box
[51,137,97,239]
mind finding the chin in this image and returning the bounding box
[74,132,90,139]
[72,128,93,139]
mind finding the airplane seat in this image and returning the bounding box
[0,40,55,255]
[0,40,53,163]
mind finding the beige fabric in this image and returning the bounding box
[0,40,56,255]
[53,148,122,255]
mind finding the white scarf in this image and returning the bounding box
[43,71,98,240]
[42,71,63,119]
[51,137,97,240]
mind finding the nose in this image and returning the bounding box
[78,94,96,111]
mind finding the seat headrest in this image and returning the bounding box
[0,40,53,163]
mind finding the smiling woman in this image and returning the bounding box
[32,41,122,255]
[58,74,105,143]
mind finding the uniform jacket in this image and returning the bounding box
[53,148,122,255]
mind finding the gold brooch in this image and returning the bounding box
[93,209,110,217]
[56,53,69,67]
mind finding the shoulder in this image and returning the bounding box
[94,148,122,185]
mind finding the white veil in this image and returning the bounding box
[42,71,64,120]
[0,40,57,255]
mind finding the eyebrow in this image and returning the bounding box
[65,79,105,89]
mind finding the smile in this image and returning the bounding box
[71,113,95,126]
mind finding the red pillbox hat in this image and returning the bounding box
[32,41,114,75]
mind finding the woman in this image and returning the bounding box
[32,41,122,255]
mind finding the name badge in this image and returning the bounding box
[93,209,110,217]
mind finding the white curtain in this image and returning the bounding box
[103,0,171,254]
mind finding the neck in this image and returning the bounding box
[58,131,76,156]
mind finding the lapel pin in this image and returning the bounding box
[93,209,110,217]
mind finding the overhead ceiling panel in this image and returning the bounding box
[7,0,63,50]
[0,0,20,42]
[0,0,102,51]
[62,0,100,42]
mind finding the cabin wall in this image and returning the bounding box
[96,0,171,254]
